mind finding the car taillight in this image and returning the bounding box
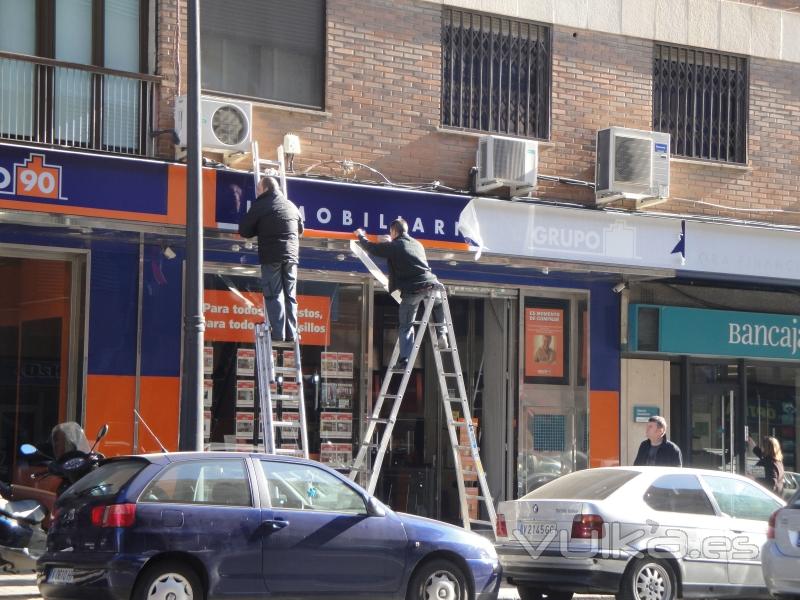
[571,514,604,539]
[767,509,779,540]
[496,514,508,538]
[91,503,136,528]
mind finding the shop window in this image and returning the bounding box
[200,0,325,110]
[653,45,748,164]
[201,273,361,469]
[441,8,551,139]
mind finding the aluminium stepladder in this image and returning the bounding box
[348,285,497,533]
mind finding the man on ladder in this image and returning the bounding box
[355,218,449,368]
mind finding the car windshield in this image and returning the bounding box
[59,459,147,502]
[521,469,639,500]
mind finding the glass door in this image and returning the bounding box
[688,362,738,472]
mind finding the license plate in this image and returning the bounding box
[48,568,74,584]
[516,521,557,538]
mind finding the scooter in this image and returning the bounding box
[0,423,108,573]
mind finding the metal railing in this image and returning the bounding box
[0,52,161,157]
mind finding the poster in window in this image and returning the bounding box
[280,381,299,409]
[578,301,588,387]
[203,346,213,375]
[524,298,570,385]
[281,411,299,439]
[320,412,352,439]
[236,380,255,408]
[283,351,296,369]
[203,380,213,408]
[321,352,339,378]
[320,443,353,467]
[235,412,254,437]
[236,348,255,376]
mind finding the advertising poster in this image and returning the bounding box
[321,352,338,378]
[281,381,299,409]
[283,351,296,369]
[236,380,255,408]
[320,412,352,439]
[320,443,353,467]
[203,380,213,408]
[203,346,213,374]
[321,383,353,410]
[524,298,570,384]
[236,348,255,376]
[281,411,300,439]
[203,410,211,439]
[235,412,254,437]
[321,352,354,379]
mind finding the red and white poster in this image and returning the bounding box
[320,412,352,439]
[320,443,353,467]
[524,300,569,383]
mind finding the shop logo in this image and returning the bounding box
[0,153,68,201]
[728,320,800,355]
[527,219,639,259]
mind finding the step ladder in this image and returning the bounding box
[348,285,496,533]
[251,141,287,196]
[254,324,309,458]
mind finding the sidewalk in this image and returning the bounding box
[0,572,611,599]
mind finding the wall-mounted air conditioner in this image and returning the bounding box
[595,127,670,206]
[475,135,538,196]
[175,96,253,153]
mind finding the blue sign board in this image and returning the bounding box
[633,406,660,423]
[631,304,800,361]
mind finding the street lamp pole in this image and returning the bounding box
[179,0,204,451]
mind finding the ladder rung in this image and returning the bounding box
[273,367,297,375]
[380,394,400,400]
[452,421,469,426]
[442,372,459,377]
[271,341,296,348]
[273,421,300,428]
[366,417,394,424]
[455,445,473,451]
[446,397,466,404]
[271,394,299,401]
[275,448,302,455]
[469,519,493,527]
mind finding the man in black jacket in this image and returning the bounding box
[239,176,304,341]
[633,415,683,467]
[355,218,448,370]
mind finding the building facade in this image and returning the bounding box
[1,0,799,522]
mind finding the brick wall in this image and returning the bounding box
[154,0,186,158]
[156,0,800,225]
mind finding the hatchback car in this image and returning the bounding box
[37,452,501,600]
[762,490,800,597]
[495,466,784,600]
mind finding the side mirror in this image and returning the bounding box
[20,444,38,456]
[95,424,109,443]
[366,496,386,518]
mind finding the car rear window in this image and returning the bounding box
[59,459,147,501]
[522,469,639,500]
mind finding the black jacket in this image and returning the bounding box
[357,232,436,294]
[633,437,683,467]
[238,190,304,264]
[753,446,785,495]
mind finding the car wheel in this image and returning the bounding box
[133,560,203,600]
[517,586,574,600]
[406,558,467,600]
[618,557,677,600]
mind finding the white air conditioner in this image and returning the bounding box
[174,96,253,153]
[595,127,670,205]
[475,135,538,196]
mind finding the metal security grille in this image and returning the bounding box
[442,9,550,138]
[653,45,748,163]
[531,414,565,453]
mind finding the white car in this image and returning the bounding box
[762,493,800,597]
[495,466,784,600]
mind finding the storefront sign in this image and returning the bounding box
[633,406,660,423]
[524,299,569,384]
[631,304,800,360]
[204,290,331,345]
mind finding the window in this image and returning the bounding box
[200,0,325,109]
[523,469,639,500]
[653,45,748,163]
[703,475,781,522]
[261,460,365,514]
[140,459,252,507]
[644,474,716,515]
[442,9,550,138]
[60,459,147,500]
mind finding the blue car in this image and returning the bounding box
[37,452,501,600]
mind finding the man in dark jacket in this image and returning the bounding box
[239,176,304,341]
[633,415,683,467]
[355,218,448,369]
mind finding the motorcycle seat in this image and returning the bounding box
[0,499,46,525]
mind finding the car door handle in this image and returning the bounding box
[262,518,289,531]
[731,530,744,534]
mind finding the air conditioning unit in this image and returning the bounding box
[475,135,538,196]
[595,127,670,206]
[174,96,252,153]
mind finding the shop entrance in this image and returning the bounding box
[371,291,511,524]
[0,252,85,484]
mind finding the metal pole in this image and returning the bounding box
[179,0,204,451]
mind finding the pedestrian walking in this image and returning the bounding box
[749,435,785,496]
[633,415,683,467]
[355,218,448,370]
[239,176,304,341]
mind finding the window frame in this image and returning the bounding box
[138,458,255,507]
[199,0,327,111]
[652,43,749,164]
[643,474,717,516]
[441,7,552,140]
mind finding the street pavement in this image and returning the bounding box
[0,572,612,599]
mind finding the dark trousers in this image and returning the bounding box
[260,261,298,341]
[398,284,446,360]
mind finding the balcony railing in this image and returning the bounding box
[0,52,161,157]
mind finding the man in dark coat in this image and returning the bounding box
[239,176,304,341]
[633,415,683,467]
[355,218,448,370]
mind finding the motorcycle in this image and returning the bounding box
[0,422,108,573]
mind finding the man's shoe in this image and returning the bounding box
[437,334,450,350]
[391,358,409,371]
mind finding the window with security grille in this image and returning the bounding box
[653,45,748,163]
[442,9,550,139]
